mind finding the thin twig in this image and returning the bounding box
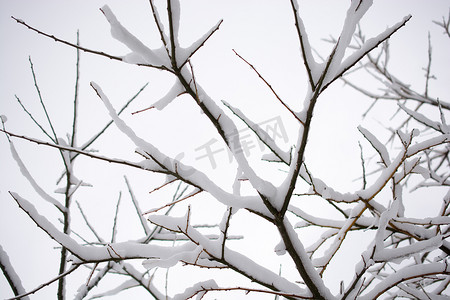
[76,201,105,243]
[28,57,58,142]
[183,285,311,300]
[0,129,164,172]
[71,30,81,147]
[86,262,99,286]
[178,20,224,69]
[77,82,149,155]
[424,32,433,98]
[221,206,233,260]
[13,95,55,143]
[188,60,199,101]
[111,192,122,243]
[359,141,367,189]
[433,9,450,38]
[11,16,171,72]
[143,189,202,215]
[124,176,151,236]
[149,178,178,194]
[6,264,80,300]
[232,49,304,125]
[289,0,316,89]
[148,0,170,56]
[131,105,154,115]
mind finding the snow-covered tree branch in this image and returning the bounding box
[1,0,449,299]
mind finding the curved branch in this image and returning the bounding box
[359,262,450,300]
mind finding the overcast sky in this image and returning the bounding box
[1,1,449,299]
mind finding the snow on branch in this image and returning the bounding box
[5,1,450,299]
[399,103,450,134]
[322,0,374,83]
[179,19,223,67]
[88,279,139,300]
[290,204,374,230]
[179,68,278,198]
[91,82,273,216]
[5,264,80,300]
[8,192,201,264]
[114,263,165,299]
[173,283,317,300]
[10,17,124,63]
[100,5,169,68]
[148,213,309,298]
[8,140,66,213]
[326,15,412,89]
[142,6,279,200]
[358,126,391,166]
[0,128,159,173]
[289,0,319,89]
[374,235,443,263]
[90,82,172,171]
[172,279,218,300]
[152,79,185,110]
[359,262,450,300]
[142,245,203,270]
[0,245,29,300]
[222,100,291,164]
[73,262,113,300]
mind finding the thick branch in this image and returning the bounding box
[280,44,339,217]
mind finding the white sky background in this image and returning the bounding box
[0,0,449,299]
